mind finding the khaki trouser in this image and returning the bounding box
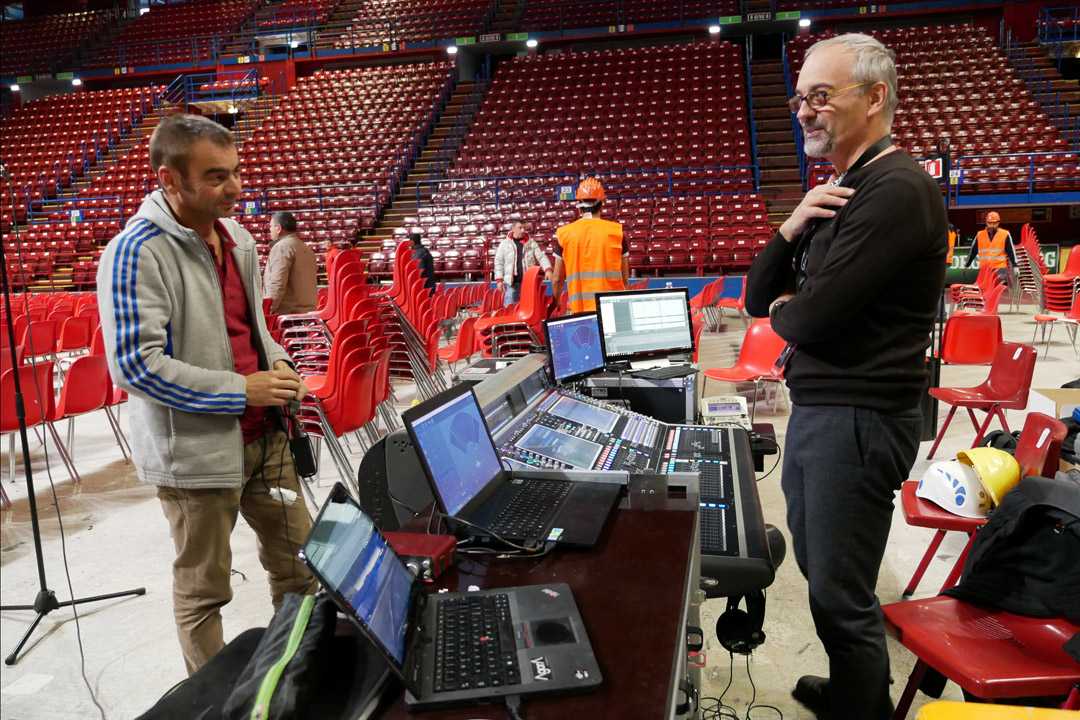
[157,431,317,675]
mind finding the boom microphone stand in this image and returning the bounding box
[0,163,146,665]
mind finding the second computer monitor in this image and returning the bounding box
[595,287,694,363]
[544,312,605,384]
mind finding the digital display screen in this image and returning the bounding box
[516,424,603,469]
[303,497,414,667]
[597,289,693,361]
[408,390,503,516]
[549,396,619,434]
[546,314,604,383]
[708,402,743,413]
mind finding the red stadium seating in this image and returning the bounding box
[85,0,258,68]
[790,24,1074,193]
[520,0,739,31]
[330,0,493,48]
[0,10,115,75]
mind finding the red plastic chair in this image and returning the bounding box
[438,315,477,369]
[56,316,92,354]
[49,355,129,465]
[926,342,1037,459]
[884,597,1080,718]
[1,361,78,483]
[900,412,1067,598]
[702,318,787,420]
[938,313,1002,365]
[1033,290,1080,358]
[20,319,58,362]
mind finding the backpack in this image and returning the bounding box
[944,475,1080,624]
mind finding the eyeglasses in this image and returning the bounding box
[788,82,869,113]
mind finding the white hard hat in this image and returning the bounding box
[916,461,992,518]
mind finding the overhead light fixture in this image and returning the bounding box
[10,84,19,92]
[139,7,149,14]
[71,77,83,86]
[708,25,720,35]
[526,38,538,48]
[228,105,238,114]
[798,18,811,28]
[289,39,300,48]
[446,45,458,55]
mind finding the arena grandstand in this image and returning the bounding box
[0,0,1078,718]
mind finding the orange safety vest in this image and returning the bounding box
[556,216,625,313]
[946,229,957,265]
[975,228,1009,269]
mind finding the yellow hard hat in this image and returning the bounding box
[955,447,1021,506]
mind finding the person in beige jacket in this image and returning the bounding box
[493,221,551,306]
[263,211,318,314]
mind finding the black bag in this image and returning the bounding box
[944,475,1080,623]
[223,593,337,720]
[980,429,1020,452]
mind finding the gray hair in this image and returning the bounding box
[805,33,898,124]
[272,211,298,233]
[149,113,234,174]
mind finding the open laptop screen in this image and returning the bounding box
[595,288,693,363]
[302,491,414,667]
[544,313,604,384]
[407,388,503,516]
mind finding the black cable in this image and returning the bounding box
[430,510,547,554]
[9,173,107,719]
[744,653,783,720]
[757,441,782,482]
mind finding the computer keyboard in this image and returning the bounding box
[489,479,571,539]
[632,364,697,381]
[434,594,520,693]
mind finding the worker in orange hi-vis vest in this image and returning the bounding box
[551,177,629,314]
[945,224,958,265]
[964,210,1016,283]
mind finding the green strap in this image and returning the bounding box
[250,595,316,720]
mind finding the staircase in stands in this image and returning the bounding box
[1005,40,1080,150]
[751,58,802,228]
[312,0,366,51]
[361,79,490,254]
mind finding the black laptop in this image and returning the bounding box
[301,483,603,710]
[402,384,620,547]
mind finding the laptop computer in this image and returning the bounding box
[402,383,620,547]
[543,312,605,385]
[595,287,696,374]
[301,483,603,711]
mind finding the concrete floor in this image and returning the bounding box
[1,305,1077,720]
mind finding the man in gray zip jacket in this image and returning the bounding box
[97,114,317,675]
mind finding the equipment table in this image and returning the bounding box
[374,492,700,720]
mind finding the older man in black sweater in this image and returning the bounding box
[746,34,947,719]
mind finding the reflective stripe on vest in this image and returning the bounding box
[976,229,1008,269]
[557,218,625,313]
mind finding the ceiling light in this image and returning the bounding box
[798,18,811,28]
[10,84,19,92]
[708,25,720,35]
[228,105,238,114]
[71,77,83,86]
[446,45,458,55]
[289,39,299,48]
[526,38,538,48]
[139,7,149,14]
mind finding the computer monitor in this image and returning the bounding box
[543,312,605,384]
[402,385,503,517]
[595,287,694,363]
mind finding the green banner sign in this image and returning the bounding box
[506,32,528,41]
[776,10,801,20]
[950,245,1060,273]
[55,71,74,80]
[718,15,741,24]
[455,36,476,46]
[16,75,32,84]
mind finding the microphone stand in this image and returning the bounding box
[0,162,146,665]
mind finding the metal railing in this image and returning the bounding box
[416,164,760,208]
[781,38,808,189]
[1039,6,1080,44]
[744,39,761,191]
[950,150,1080,203]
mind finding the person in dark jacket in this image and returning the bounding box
[745,34,947,720]
[410,232,436,293]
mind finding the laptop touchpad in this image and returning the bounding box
[531,618,576,646]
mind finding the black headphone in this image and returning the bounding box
[714,590,766,655]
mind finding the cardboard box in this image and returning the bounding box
[1025,388,1080,420]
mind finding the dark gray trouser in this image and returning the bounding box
[781,404,922,720]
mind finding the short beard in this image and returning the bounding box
[803,129,835,158]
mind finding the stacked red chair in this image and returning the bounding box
[1043,247,1080,312]
[473,266,548,358]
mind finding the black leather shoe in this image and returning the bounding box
[792,675,831,716]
